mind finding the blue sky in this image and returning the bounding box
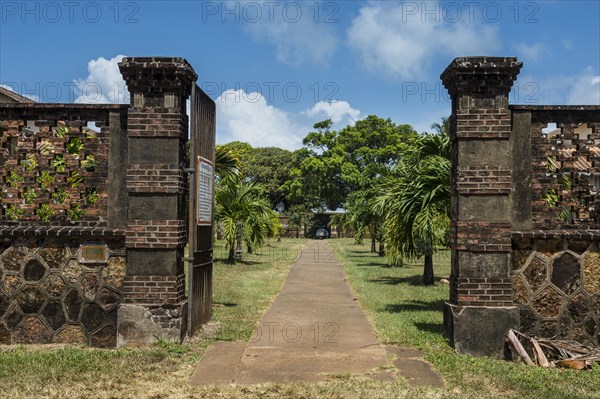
[1,0,599,149]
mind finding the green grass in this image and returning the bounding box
[2,238,599,399]
[333,238,600,399]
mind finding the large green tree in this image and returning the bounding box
[286,116,419,211]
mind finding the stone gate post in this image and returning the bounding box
[441,57,522,357]
[117,57,197,345]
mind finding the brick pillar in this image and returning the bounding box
[116,57,197,345]
[441,57,522,357]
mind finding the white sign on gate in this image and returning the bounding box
[197,156,214,226]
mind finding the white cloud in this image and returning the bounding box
[244,1,338,66]
[74,55,129,104]
[513,42,546,62]
[566,67,600,105]
[303,101,360,124]
[347,2,501,79]
[515,67,600,105]
[216,89,304,149]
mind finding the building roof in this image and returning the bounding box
[0,86,36,103]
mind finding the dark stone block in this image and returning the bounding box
[129,138,180,164]
[128,195,179,220]
[64,289,83,321]
[23,258,47,281]
[108,111,128,229]
[458,195,509,221]
[551,253,581,295]
[584,317,596,336]
[458,140,510,166]
[444,303,519,358]
[91,325,116,348]
[519,306,539,334]
[458,252,510,279]
[0,292,11,318]
[511,111,533,230]
[81,303,106,333]
[17,286,47,314]
[567,293,592,324]
[41,300,67,331]
[539,320,557,337]
[4,306,23,331]
[127,249,181,275]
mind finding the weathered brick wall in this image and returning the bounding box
[1,104,128,347]
[1,105,127,226]
[510,106,600,345]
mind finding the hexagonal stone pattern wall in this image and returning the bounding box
[0,236,125,347]
[512,237,600,346]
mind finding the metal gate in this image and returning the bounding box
[187,84,216,335]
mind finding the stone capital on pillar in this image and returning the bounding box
[119,57,198,109]
[441,57,522,97]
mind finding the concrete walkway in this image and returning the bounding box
[190,240,444,386]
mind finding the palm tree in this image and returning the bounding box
[376,118,451,284]
[215,179,273,262]
[215,145,242,182]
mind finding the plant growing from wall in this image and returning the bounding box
[5,204,23,220]
[542,189,560,208]
[83,188,100,205]
[21,154,39,172]
[67,171,84,188]
[23,187,38,204]
[51,188,69,204]
[81,154,100,171]
[66,138,84,155]
[36,204,55,221]
[558,206,576,224]
[36,170,55,190]
[54,126,70,138]
[83,128,96,139]
[51,155,66,172]
[39,140,55,156]
[66,203,85,221]
[7,171,24,188]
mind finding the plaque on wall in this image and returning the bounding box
[78,244,109,264]
[197,156,214,226]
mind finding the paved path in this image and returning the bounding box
[190,240,444,386]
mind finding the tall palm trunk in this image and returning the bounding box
[235,221,243,260]
[423,253,434,285]
[370,222,377,253]
[378,241,385,257]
